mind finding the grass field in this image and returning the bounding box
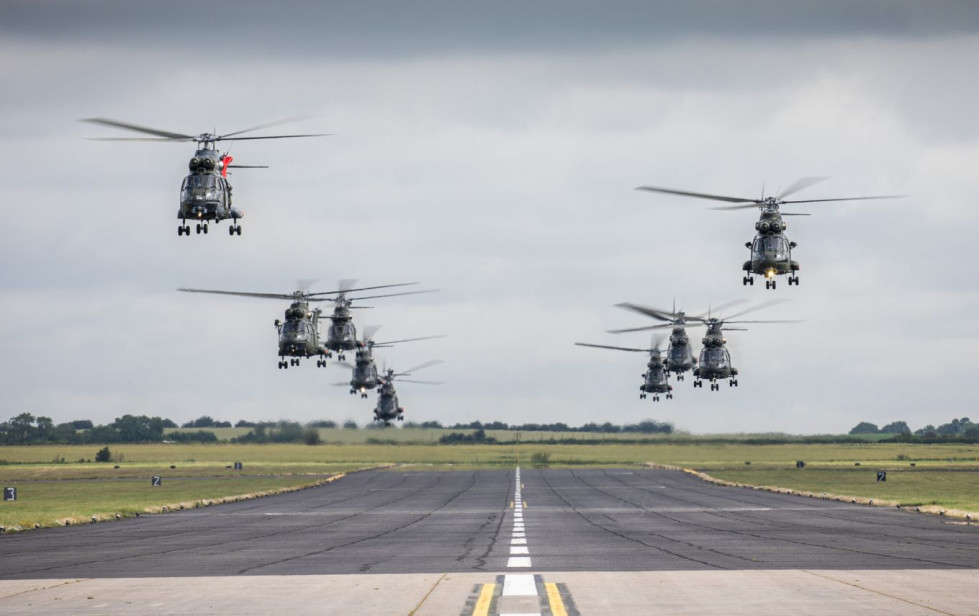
[705,468,979,513]
[1,440,977,530]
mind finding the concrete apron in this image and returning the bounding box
[2,570,978,615]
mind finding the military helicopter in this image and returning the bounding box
[636,178,903,289]
[606,299,747,380]
[81,117,327,236]
[177,281,424,369]
[318,280,438,361]
[373,361,444,426]
[688,299,797,391]
[575,338,673,401]
[336,327,445,398]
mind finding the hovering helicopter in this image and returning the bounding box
[319,280,438,361]
[636,178,903,289]
[688,299,797,391]
[81,117,327,236]
[177,281,426,369]
[575,338,673,401]
[608,299,750,379]
[373,361,444,426]
[336,328,445,398]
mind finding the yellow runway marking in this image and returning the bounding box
[545,582,567,616]
[472,583,495,616]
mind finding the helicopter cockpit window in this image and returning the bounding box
[753,236,789,260]
[281,321,310,339]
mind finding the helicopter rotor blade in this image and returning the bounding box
[614,302,674,322]
[575,342,648,353]
[178,288,298,301]
[607,323,674,334]
[226,164,270,169]
[690,299,747,321]
[306,282,419,298]
[361,325,382,343]
[218,116,321,139]
[710,203,765,211]
[349,289,439,302]
[216,133,330,142]
[80,118,194,141]
[397,379,445,385]
[782,195,906,204]
[780,212,812,216]
[397,359,444,376]
[777,176,829,200]
[722,298,790,320]
[636,186,759,204]
[724,319,804,324]
[374,334,446,346]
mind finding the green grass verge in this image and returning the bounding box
[703,468,979,513]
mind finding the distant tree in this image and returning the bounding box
[342,420,359,430]
[304,427,322,445]
[307,420,338,428]
[95,446,112,462]
[420,421,444,429]
[183,415,216,429]
[214,421,232,428]
[849,422,879,435]
[235,420,256,428]
[71,419,94,430]
[880,421,911,435]
[168,430,218,443]
[483,421,509,430]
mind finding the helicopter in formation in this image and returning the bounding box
[177,281,429,369]
[575,338,673,401]
[610,299,797,391]
[636,178,903,289]
[337,327,445,398]
[372,361,444,426]
[317,280,436,361]
[81,117,326,236]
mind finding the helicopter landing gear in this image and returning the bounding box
[195,223,209,235]
[765,279,776,289]
[337,353,346,361]
[743,276,754,286]
[652,394,660,402]
[228,224,242,236]
[729,379,738,387]
[316,359,327,367]
[788,276,799,285]
[666,392,673,399]
[640,393,646,399]
[278,360,288,369]
[178,222,192,235]
[290,358,300,367]
[361,392,369,399]
[324,351,333,359]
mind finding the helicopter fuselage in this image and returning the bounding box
[178,148,243,226]
[374,383,404,425]
[743,209,799,287]
[324,318,358,354]
[666,327,696,376]
[641,363,672,394]
[274,302,327,367]
[349,348,381,396]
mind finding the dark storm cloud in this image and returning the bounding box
[4,0,979,58]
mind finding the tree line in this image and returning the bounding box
[849,417,979,443]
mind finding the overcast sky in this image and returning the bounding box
[1,1,978,433]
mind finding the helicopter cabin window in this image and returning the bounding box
[753,236,789,260]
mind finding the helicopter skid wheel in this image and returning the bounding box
[362,393,368,399]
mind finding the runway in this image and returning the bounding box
[2,468,978,614]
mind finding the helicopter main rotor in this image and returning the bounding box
[637,177,904,212]
[81,116,330,149]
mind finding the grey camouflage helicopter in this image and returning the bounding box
[319,280,438,361]
[177,281,423,368]
[82,117,326,236]
[636,178,903,289]
[336,327,445,398]
[606,299,747,381]
[575,338,673,401]
[373,361,444,426]
[688,299,798,391]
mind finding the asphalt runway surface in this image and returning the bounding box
[2,468,978,579]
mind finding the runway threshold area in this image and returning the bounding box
[2,469,978,615]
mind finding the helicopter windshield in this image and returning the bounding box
[181,174,223,201]
[281,321,310,339]
[753,236,789,261]
[703,347,730,368]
